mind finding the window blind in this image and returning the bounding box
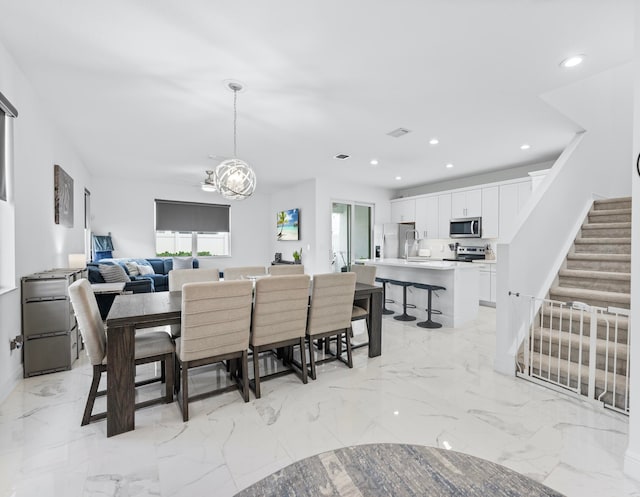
[155,199,230,232]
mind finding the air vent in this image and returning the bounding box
[387,127,411,138]
[334,154,350,160]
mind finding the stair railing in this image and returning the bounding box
[511,292,630,414]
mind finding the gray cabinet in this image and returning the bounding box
[22,268,84,377]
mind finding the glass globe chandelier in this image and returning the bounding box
[213,81,257,200]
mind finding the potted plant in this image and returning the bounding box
[293,247,302,264]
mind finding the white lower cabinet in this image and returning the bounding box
[478,263,496,306]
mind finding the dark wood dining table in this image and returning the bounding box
[105,282,383,437]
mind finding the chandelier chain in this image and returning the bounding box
[233,88,238,158]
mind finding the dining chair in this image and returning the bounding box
[250,274,311,398]
[223,266,267,280]
[350,264,377,349]
[177,280,253,421]
[69,279,175,426]
[267,265,304,276]
[306,272,357,380]
[168,268,220,291]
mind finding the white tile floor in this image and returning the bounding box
[1,307,640,497]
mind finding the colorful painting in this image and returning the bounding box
[277,208,299,241]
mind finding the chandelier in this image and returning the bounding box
[213,81,256,200]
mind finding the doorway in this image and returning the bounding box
[331,201,373,272]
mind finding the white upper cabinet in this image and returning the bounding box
[438,193,452,238]
[390,198,416,223]
[499,179,531,241]
[481,186,499,239]
[415,196,438,239]
[451,189,482,218]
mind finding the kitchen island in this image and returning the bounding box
[359,258,479,328]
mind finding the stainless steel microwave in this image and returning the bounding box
[449,217,482,238]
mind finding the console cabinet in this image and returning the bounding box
[22,268,84,377]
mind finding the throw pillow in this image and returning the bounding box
[99,264,131,283]
[137,264,155,275]
[173,257,194,270]
[124,261,140,276]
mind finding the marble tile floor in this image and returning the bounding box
[1,307,640,497]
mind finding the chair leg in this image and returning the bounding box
[180,360,189,422]
[174,355,181,394]
[241,350,250,402]
[164,353,174,403]
[81,365,102,426]
[299,337,308,384]
[345,327,353,368]
[252,347,261,399]
[308,336,317,380]
[160,360,166,384]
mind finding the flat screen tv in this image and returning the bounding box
[277,208,299,241]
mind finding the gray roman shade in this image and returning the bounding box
[155,199,230,232]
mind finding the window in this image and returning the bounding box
[0,90,17,293]
[154,199,230,257]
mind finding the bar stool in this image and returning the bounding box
[389,280,416,321]
[375,277,395,315]
[412,283,446,328]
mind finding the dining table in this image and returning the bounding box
[104,282,383,437]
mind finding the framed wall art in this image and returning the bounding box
[54,164,73,227]
[276,208,299,240]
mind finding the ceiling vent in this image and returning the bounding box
[387,127,411,138]
[334,154,350,160]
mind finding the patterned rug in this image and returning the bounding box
[235,443,564,496]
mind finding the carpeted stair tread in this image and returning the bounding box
[549,286,630,306]
[574,237,631,245]
[532,327,628,355]
[582,222,631,230]
[593,197,631,210]
[558,269,630,281]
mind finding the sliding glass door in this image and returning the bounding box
[331,201,373,272]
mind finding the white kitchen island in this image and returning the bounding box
[360,258,479,328]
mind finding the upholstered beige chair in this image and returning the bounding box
[306,272,357,380]
[223,266,267,280]
[250,274,311,398]
[351,264,376,323]
[168,268,220,291]
[69,279,175,426]
[267,265,304,276]
[177,280,253,421]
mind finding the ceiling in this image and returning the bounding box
[0,1,634,193]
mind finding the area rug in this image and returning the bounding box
[235,443,563,496]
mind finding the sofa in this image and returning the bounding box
[87,257,200,292]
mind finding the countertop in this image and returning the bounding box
[360,258,480,270]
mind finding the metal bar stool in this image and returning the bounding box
[412,283,446,328]
[389,280,416,321]
[375,277,395,315]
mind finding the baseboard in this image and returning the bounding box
[0,362,22,405]
[624,449,640,481]
[494,353,516,376]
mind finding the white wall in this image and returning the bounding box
[624,4,640,481]
[91,177,272,271]
[495,63,633,375]
[0,40,92,402]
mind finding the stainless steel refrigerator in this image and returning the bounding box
[373,222,416,259]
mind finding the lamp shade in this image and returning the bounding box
[68,253,86,268]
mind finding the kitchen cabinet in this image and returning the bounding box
[481,186,499,239]
[451,188,482,218]
[22,268,84,377]
[391,198,416,223]
[415,196,438,239]
[478,263,496,306]
[438,193,452,239]
[499,179,531,240]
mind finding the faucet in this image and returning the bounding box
[404,229,420,259]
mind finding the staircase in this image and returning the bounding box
[517,197,631,412]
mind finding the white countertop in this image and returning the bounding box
[360,258,479,270]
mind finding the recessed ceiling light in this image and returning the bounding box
[370,159,379,166]
[445,163,454,169]
[429,138,439,145]
[520,144,530,150]
[560,54,585,68]
[395,176,402,181]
